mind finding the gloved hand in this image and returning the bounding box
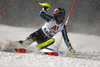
[66,42,75,56]
[68,47,75,56]
[42,6,50,12]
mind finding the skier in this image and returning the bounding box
[2,5,75,56]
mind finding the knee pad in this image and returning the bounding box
[37,38,55,49]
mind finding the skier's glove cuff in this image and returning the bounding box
[42,6,49,12]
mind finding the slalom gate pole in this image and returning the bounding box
[65,0,77,26]
[59,0,77,49]
[0,9,3,24]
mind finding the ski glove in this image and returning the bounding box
[42,6,50,12]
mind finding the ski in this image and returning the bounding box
[14,48,59,56]
[1,43,74,57]
[45,48,63,54]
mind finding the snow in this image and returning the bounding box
[0,25,100,67]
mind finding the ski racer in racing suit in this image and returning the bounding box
[3,6,75,56]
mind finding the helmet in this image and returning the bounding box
[53,7,66,22]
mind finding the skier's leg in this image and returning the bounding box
[37,38,55,49]
[14,37,34,47]
[1,31,37,50]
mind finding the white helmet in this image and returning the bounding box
[53,7,66,22]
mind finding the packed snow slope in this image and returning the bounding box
[0,25,100,67]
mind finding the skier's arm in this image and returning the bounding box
[62,25,69,44]
[62,25,75,56]
[61,25,71,48]
[40,7,53,22]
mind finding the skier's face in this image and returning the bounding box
[57,17,64,22]
[57,13,65,22]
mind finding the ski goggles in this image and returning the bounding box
[57,13,65,18]
[54,11,65,18]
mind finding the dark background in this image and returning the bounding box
[0,0,100,35]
